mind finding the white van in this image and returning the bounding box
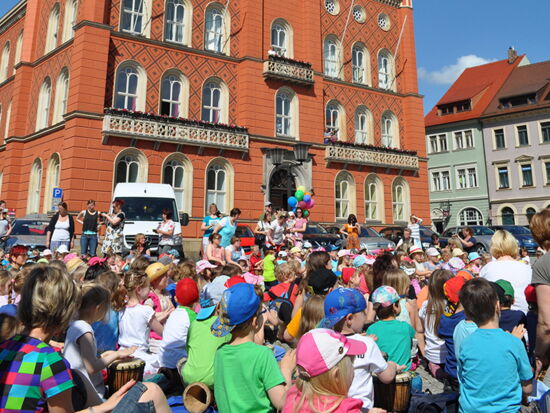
[111,183,188,256]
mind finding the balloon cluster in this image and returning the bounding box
[287,186,315,218]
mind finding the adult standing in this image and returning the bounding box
[408,214,423,248]
[0,208,12,251]
[340,214,360,250]
[46,202,75,252]
[101,200,125,256]
[259,202,273,222]
[455,227,477,254]
[254,212,272,248]
[479,230,531,314]
[76,200,101,257]
[155,208,175,255]
[201,203,221,256]
[289,207,308,244]
[213,208,241,248]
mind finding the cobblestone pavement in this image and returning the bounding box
[416,362,445,394]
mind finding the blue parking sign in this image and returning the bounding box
[53,188,63,199]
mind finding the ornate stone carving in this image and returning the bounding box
[263,58,314,85]
[325,145,419,170]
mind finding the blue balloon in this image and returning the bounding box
[288,196,298,208]
[303,194,312,203]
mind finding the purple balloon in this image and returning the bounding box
[308,198,315,209]
[303,194,312,203]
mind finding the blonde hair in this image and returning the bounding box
[293,356,354,413]
[113,271,148,311]
[18,265,81,333]
[175,261,197,283]
[275,262,294,283]
[296,295,325,340]
[490,229,519,259]
[0,314,22,342]
[383,268,410,296]
[95,271,124,309]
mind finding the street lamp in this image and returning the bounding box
[262,144,312,166]
[293,143,312,164]
[270,148,287,166]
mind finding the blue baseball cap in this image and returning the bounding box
[318,288,366,328]
[352,255,367,268]
[211,283,261,337]
[167,249,180,258]
[468,252,481,262]
[197,276,229,321]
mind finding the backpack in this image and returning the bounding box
[408,390,459,413]
[266,281,298,325]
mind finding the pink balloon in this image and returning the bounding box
[308,198,315,209]
[298,201,307,209]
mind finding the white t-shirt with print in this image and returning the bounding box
[270,220,287,245]
[418,301,447,364]
[347,333,388,409]
[158,307,192,368]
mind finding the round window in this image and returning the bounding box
[378,13,391,31]
[352,5,366,23]
[325,0,339,15]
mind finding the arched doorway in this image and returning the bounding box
[269,167,296,211]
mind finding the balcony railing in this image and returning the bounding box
[102,109,249,151]
[263,56,314,85]
[325,144,419,170]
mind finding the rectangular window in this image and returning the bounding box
[517,125,529,146]
[521,164,533,187]
[454,131,464,149]
[541,122,550,143]
[457,168,467,189]
[498,167,510,189]
[438,134,448,151]
[431,172,441,192]
[464,130,474,148]
[456,167,477,189]
[467,168,477,188]
[545,162,550,185]
[442,171,450,190]
[428,136,438,153]
[494,129,505,149]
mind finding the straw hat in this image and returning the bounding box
[145,262,170,282]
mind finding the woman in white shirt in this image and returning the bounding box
[479,230,532,314]
[155,208,175,255]
[46,202,75,251]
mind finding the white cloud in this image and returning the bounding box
[418,55,497,85]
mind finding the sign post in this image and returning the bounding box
[51,188,63,212]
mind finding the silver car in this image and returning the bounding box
[358,226,396,252]
[441,226,495,254]
[5,219,49,251]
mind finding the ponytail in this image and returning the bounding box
[113,271,148,311]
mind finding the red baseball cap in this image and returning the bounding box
[444,276,465,305]
[224,275,247,289]
[525,285,537,304]
[342,267,355,285]
[175,278,199,307]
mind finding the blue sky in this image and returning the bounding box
[1,0,548,114]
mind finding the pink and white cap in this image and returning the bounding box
[296,328,367,378]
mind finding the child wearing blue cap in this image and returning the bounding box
[320,288,402,411]
[212,283,296,412]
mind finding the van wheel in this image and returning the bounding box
[476,244,486,255]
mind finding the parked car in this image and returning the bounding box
[441,225,495,254]
[302,223,343,249]
[378,225,447,249]
[322,225,396,252]
[236,224,255,255]
[490,225,538,254]
[4,219,48,251]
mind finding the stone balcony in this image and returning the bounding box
[263,56,314,86]
[102,109,249,152]
[325,144,419,171]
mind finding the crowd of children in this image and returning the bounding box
[0,210,549,413]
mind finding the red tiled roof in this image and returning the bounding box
[425,57,524,127]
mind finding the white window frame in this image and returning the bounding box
[205,158,234,214]
[543,159,550,186]
[458,207,484,226]
[515,124,530,147]
[53,68,69,124]
[43,153,61,213]
[324,36,341,79]
[518,162,535,187]
[352,43,369,85]
[114,149,148,187]
[378,49,394,91]
[204,4,229,54]
[453,128,474,150]
[270,19,292,58]
[354,106,371,145]
[120,0,150,36]
[455,164,478,190]
[36,78,52,131]
[160,70,188,118]
[27,159,43,214]
[14,31,23,75]
[539,121,550,144]
[61,0,78,43]
[335,171,354,220]
[325,100,345,140]
[275,88,297,138]
[392,177,409,223]
[165,0,192,45]
[113,61,146,111]
[201,78,228,124]
[381,111,399,148]
[493,128,506,150]
[162,154,193,214]
[3,101,11,141]
[365,174,383,222]
[430,168,451,192]
[45,4,60,54]
[0,42,10,83]
[496,164,511,190]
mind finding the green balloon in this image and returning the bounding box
[303,210,309,217]
[295,190,304,201]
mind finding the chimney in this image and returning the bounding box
[508,46,518,64]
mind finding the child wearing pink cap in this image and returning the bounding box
[282,328,365,413]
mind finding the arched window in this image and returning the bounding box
[381,111,399,148]
[365,174,384,222]
[36,77,52,131]
[0,171,3,198]
[4,101,11,141]
[205,4,229,54]
[458,207,483,226]
[165,0,191,45]
[62,0,78,42]
[392,177,410,222]
[45,4,60,54]
[526,207,537,223]
[201,78,228,123]
[114,62,146,111]
[271,19,292,57]
[44,154,61,212]
[53,68,69,123]
[325,100,345,140]
[120,0,151,35]
[114,149,148,185]
[206,159,234,214]
[335,171,355,220]
[275,88,298,138]
[354,106,372,144]
[501,206,515,225]
[352,43,370,85]
[163,154,193,213]
[324,36,340,78]
[378,49,394,90]
[0,42,10,83]
[160,70,188,117]
[27,159,43,214]
[14,31,23,74]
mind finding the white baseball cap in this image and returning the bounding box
[41,249,53,257]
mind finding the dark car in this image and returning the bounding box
[379,225,447,249]
[490,225,538,254]
[302,223,343,249]
[236,224,255,254]
[5,219,48,251]
[441,226,494,254]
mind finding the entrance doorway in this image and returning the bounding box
[269,168,296,211]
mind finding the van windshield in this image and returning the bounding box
[115,197,178,222]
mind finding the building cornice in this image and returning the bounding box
[0,0,26,35]
[18,39,73,68]
[481,106,550,125]
[490,195,550,204]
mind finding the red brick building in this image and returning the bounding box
[0,0,428,240]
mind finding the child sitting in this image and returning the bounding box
[495,279,527,333]
[263,246,277,289]
[158,278,198,369]
[366,286,416,371]
[458,278,532,412]
[282,328,367,413]
[64,284,136,401]
[91,270,122,353]
[249,244,263,275]
[195,259,217,291]
[409,246,432,281]
[212,283,296,412]
[320,288,402,411]
[264,262,299,305]
[424,247,441,271]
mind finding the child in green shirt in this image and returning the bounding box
[263,246,277,289]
